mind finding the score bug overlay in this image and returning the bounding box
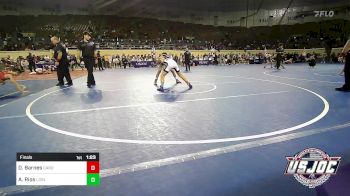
[16,153,100,186]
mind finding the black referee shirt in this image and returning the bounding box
[54,43,68,65]
[184,51,191,62]
[78,41,96,60]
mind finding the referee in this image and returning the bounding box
[275,43,285,70]
[336,39,350,92]
[78,31,96,88]
[51,36,72,86]
[184,48,191,71]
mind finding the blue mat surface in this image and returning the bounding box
[0,63,349,195]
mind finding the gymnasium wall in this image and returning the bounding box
[0,2,348,27]
[154,3,350,27]
[0,48,342,59]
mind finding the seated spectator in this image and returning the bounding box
[21,59,29,70]
[30,58,52,75]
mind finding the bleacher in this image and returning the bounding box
[0,16,349,51]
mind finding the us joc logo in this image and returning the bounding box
[285,148,341,188]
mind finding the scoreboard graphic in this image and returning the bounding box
[16,153,100,186]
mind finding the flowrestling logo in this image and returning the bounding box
[285,148,341,188]
[314,11,334,18]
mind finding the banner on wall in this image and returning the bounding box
[130,61,156,68]
[194,60,212,65]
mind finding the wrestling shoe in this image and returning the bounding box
[188,83,193,90]
[157,86,164,92]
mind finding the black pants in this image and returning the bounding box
[123,63,128,69]
[98,59,104,70]
[57,63,72,85]
[185,61,190,71]
[343,53,350,89]
[29,63,36,72]
[276,54,282,69]
[85,59,96,85]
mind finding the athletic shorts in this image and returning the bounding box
[0,71,6,81]
[164,63,180,73]
[157,64,164,70]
